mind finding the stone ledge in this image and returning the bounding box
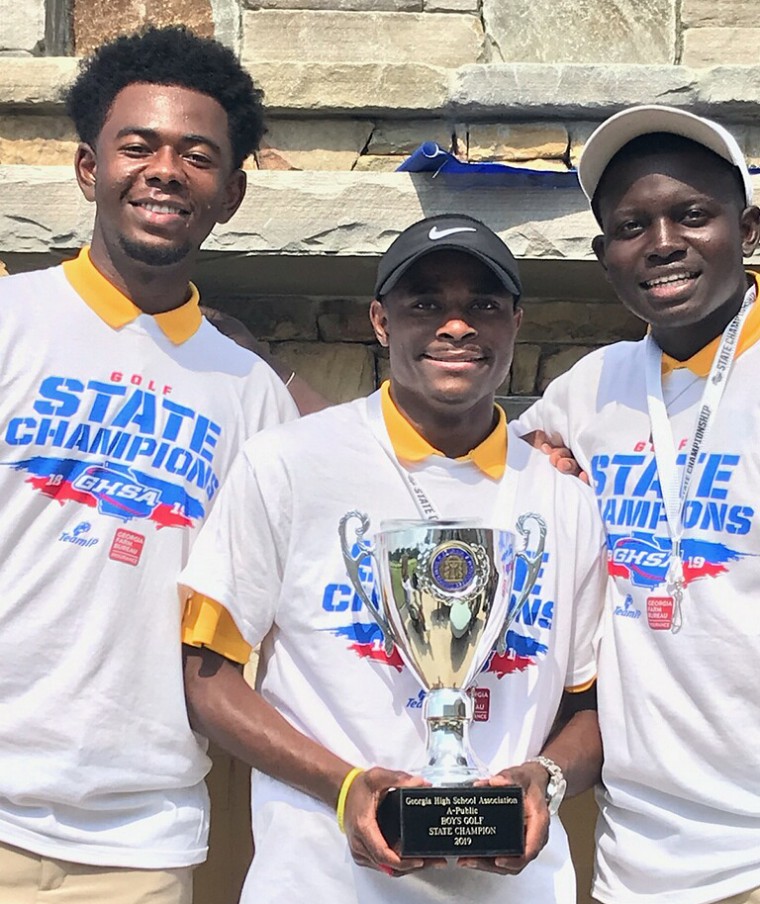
[4,166,760,265]
[5,58,760,120]
[0,165,597,260]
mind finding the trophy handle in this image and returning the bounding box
[338,510,395,656]
[497,512,548,655]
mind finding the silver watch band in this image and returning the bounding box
[525,755,567,816]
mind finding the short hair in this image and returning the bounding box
[66,25,265,168]
[592,131,746,225]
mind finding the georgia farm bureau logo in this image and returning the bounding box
[9,456,204,528]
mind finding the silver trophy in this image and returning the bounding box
[338,514,547,856]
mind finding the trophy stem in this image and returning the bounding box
[419,688,488,785]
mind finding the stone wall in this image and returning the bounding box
[3,0,756,64]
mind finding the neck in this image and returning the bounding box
[390,383,497,458]
[89,236,195,314]
[651,279,751,361]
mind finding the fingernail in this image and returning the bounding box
[379,865,394,876]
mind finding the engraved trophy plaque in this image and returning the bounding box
[339,515,546,858]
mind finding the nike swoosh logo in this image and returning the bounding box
[428,226,478,241]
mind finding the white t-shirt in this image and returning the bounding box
[0,264,297,867]
[181,390,606,904]
[517,335,760,903]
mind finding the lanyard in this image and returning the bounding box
[365,391,518,525]
[643,284,755,631]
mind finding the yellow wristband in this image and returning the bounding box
[336,766,364,834]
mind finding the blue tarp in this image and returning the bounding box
[396,141,760,184]
[395,142,581,188]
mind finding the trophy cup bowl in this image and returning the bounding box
[339,515,547,858]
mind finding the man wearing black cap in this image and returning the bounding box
[179,214,607,904]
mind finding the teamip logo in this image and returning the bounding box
[609,536,670,588]
[58,520,99,549]
[72,463,160,521]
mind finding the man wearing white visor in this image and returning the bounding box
[519,105,760,904]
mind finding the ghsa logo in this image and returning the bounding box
[608,532,751,589]
[609,536,670,588]
[8,455,205,529]
[73,463,160,521]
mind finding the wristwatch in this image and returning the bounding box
[526,755,567,817]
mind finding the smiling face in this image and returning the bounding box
[370,251,521,427]
[592,144,760,354]
[75,82,246,283]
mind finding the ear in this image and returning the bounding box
[591,234,608,273]
[369,299,389,347]
[739,205,760,258]
[75,143,97,203]
[216,168,247,224]
[512,304,524,334]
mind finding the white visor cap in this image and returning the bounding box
[578,104,753,207]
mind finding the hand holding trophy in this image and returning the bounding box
[339,513,546,860]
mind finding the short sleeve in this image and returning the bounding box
[182,593,252,665]
[180,438,287,649]
[562,487,608,692]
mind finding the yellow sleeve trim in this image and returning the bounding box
[182,593,252,665]
[564,676,597,694]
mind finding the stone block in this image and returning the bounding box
[214,296,320,341]
[466,123,568,162]
[0,115,78,165]
[682,29,760,68]
[256,119,374,171]
[483,0,676,64]
[538,346,597,392]
[0,58,78,108]
[72,0,214,56]
[0,0,45,52]
[367,121,454,156]
[683,0,757,28]
[568,122,597,169]
[520,302,645,344]
[352,154,406,172]
[728,125,760,169]
[270,341,376,402]
[510,344,541,395]
[245,0,421,7]
[449,65,693,120]
[242,10,485,66]
[248,62,449,115]
[504,158,568,172]
[424,0,478,10]
[318,298,374,341]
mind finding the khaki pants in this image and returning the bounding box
[594,889,760,904]
[0,841,192,904]
[716,889,760,904]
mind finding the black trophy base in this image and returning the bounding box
[377,785,524,858]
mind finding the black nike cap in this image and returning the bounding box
[374,214,522,302]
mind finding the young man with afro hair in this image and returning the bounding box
[0,25,299,903]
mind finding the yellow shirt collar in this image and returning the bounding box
[380,381,507,480]
[62,247,202,345]
[661,272,760,377]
